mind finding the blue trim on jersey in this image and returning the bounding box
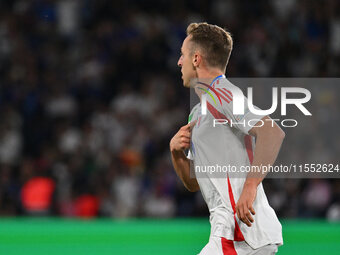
[210,74,224,86]
[206,74,226,92]
[191,141,195,156]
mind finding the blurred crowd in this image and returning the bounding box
[0,0,339,219]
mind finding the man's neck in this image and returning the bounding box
[197,69,224,85]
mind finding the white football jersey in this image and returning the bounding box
[187,76,283,249]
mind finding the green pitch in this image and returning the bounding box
[0,218,338,254]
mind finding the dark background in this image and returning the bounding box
[0,0,339,219]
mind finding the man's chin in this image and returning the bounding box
[182,79,190,88]
[183,78,197,88]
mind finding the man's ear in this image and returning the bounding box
[192,52,201,67]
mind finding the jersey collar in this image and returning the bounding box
[210,74,225,86]
[206,74,226,92]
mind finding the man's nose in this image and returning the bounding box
[177,56,182,67]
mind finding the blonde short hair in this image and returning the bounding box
[186,22,233,70]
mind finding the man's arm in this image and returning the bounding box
[170,123,199,192]
[235,116,285,227]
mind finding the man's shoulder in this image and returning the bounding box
[189,103,200,114]
[188,103,200,122]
